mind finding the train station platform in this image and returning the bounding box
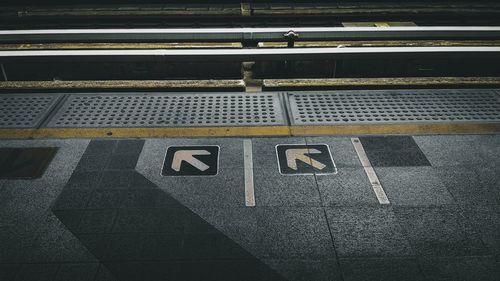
[0,89,500,280]
[0,134,499,281]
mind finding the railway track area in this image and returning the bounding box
[0,23,499,137]
[1,3,500,281]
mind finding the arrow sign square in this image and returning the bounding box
[162,145,219,176]
[276,144,336,175]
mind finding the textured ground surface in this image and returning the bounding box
[0,134,499,281]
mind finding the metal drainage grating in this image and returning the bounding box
[0,94,61,128]
[46,92,286,128]
[288,89,500,125]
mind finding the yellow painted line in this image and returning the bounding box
[31,126,291,139]
[0,129,36,139]
[0,123,498,139]
[290,123,500,136]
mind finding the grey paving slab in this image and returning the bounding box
[462,204,500,260]
[394,206,488,257]
[360,136,422,151]
[74,153,112,173]
[252,137,307,171]
[93,265,118,281]
[375,167,455,206]
[474,135,500,165]
[256,207,336,260]
[474,166,500,203]
[251,137,324,207]
[326,207,413,257]
[77,233,146,262]
[51,209,84,233]
[0,139,90,263]
[77,209,117,234]
[413,135,488,167]
[82,140,117,156]
[192,207,261,258]
[0,139,90,183]
[362,149,431,167]
[54,263,100,281]
[65,171,103,190]
[107,153,141,170]
[21,213,97,263]
[316,168,379,207]
[114,140,145,155]
[52,189,93,210]
[87,189,127,209]
[94,170,157,190]
[137,139,247,207]
[103,260,281,281]
[306,137,361,168]
[0,264,21,281]
[264,259,341,281]
[339,257,425,281]
[139,165,246,207]
[193,207,340,280]
[111,208,197,234]
[253,167,321,207]
[14,263,60,281]
[0,230,28,263]
[359,136,431,167]
[418,256,500,281]
[436,166,500,205]
[53,140,288,281]
[138,137,244,169]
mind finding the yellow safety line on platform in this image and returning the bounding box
[0,129,36,139]
[290,123,500,135]
[32,126,289,139]
[0,124,498,139]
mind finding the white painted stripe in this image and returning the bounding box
[243,139,255,207]
[351,138,390,205]
[0,64,6,81]
[1,26,500,35]
[1,47,500,57]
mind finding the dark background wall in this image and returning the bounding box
[0,0,495,5]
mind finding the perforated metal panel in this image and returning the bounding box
[46,92,286,128]
[288,89,500,125]
[0,94,61,128]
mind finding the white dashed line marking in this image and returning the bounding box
[243,139,255,207]
[351,137,390,205]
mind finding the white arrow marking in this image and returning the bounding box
[171,150,211,172]
[285,148,326,171]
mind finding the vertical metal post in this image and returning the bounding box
[0,64,7,81]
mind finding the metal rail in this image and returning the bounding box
[1,27,500,43]
[1,47,500,62]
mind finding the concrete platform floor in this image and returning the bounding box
[0,134,499,281]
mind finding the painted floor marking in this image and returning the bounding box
[351,137,390,205]
[243,139,255,207]
[162,145,219,176]
[275,144,337,175]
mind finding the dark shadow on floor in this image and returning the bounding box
[52,139,286,281]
